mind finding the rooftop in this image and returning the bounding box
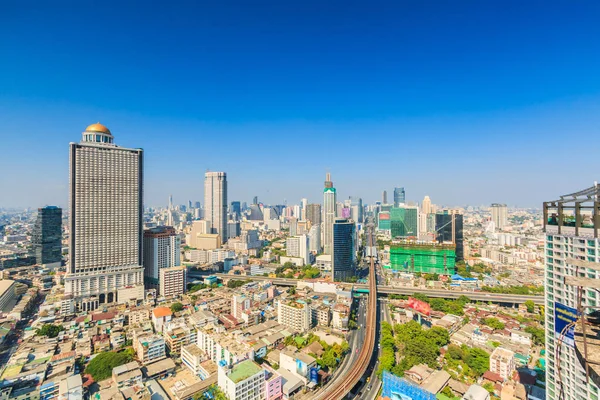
[152,307,173,318]
[227,360,264,384]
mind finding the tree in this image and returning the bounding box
[482,317,505,330]
[446,344,465,361]
[170,302,184,313]
[85,351,134,381]
[425,326,450,347]
[525,326,545,346]
[289,286,296,295]
[36,324,63,338]
[524,300,535,313]
[465,348,490,376]
[227,279,249,289]
[482,382,495,394]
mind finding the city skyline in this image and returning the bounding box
[2,3,600,208]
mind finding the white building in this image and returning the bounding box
[277,300,311,332]
[489,347,515,381]
[490,203,508,230]
[159,265,186,298]
[65,123,145,311]
[143,226,181,294]
[218,360,265,400]
[544,185,600,400]
[286,235,310,266]
[323,173,336,255]
[205,172,228,243]
[232,294,251,319]
[136,334,166,364]
[197,328,254,367]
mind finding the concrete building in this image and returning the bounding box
[32,206,62,268]
[0,280,17,312]
[205,172,228,243]
[490,203,508,230]
[136,334,166,364]
[159,265,186,298]
[323,173,336,255]
[543,184,600,400]
[112,361,142,389]
[65,123,144,311]
[218,360,265,400]
[394,187,406,207]
[181,343,205,376]
[232,294,251,319]
[286,235,310,265]
[306,204,322,227]
[277,300,311,332]
[143,226,181,290]
[489,347,515,381]
[163,319,197,355]
[332,218,356,281]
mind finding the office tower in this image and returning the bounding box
[289,217,298,236]
[230,201,241,218]
[286,235,310,265]
[382,191,388,205]
[390,206,419,238]
[227,221,241,239]
[308,225,321,253]
[169,195,173,210]
[435,211,464,262]
[204,172,228,243]
[32,206,62,267]
[66,123,144,311]
[350,196,363,223]
[543,185,600,400]
[143,226,181,290]
[332,218,356,281]
[248,204,264,220]
[187,200,192,209]
[323,173,337,255]
[300,198,308,220]
[393,187,406,207]
[253,196,258,205]
[159,266,186,298]
[194,201,201,209]
[306,204,322,227]
[422,196,432,215]
[490,203,508,230]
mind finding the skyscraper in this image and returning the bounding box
[32,206,62,267]
[66,123,145,311]
[323,173,337,255]
[204,172,228,243]
[390,206,419,238]
[435,211,464,262]
[349,196,363,223]
[382,190,388,205]
[422,196,432,215]
[332,218,356,281]
[393,187,406,207]
[490,203,508,230]
[306,204,322,227]
[253,196,258,205]
[230,201,241,219]
[543,185,600,400]
[143,226,181,290]
[169,194,173,210]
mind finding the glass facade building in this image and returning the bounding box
[332,218,356,281]
[393,187,406,207]
[435,212,464,262]
[32,206,62,266]
[390,206,418,238]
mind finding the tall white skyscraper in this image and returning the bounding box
[204,171,228,243]
[544,185,600,400]
[66,123,145,311]
[422,195,432,215]
[323,173,336,255]
[491,203,508,230]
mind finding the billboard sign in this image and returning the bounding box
[310,367,319,384]
[554,302,579,347]
[408,297,431,316]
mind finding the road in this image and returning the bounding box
[201,273,544,305]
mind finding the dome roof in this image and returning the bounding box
[85,122,111,135]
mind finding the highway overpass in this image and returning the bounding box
[189,272,544,305]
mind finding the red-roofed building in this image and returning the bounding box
[50,351,76,366]
[482,370,504,384]
[92,311,116,323]
[151,307,173,332]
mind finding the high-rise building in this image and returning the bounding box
[286,235,310,265]
[143,226,181,289]
[204,172,228,243]
[230,201,241,218]
[435,211,464,262]
[382,191,388,205]
[66,123,144,311]
[422,196,432,215]
[543,185,600,400]
[308,225,321,253]
[227,221,241,239]
[252,196,258,205]
[350,196,363,223]
[332,218,356,281]
[194,201,201,209]
[32,206,62,267]
[300,198,308,220]
[168,194,173,210]
[490,203,508,230]
[306,204,322,227]
[393,187,406,207]
[323,173,336,255]
[390,206,419,238]
[159,265,186,298]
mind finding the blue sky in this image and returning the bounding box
[1,1,600,208]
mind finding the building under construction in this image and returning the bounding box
[389,241,456,274]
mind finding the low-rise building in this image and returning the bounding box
[277,300,311,332]
[136,334,166,364]
[218,360,265,400]
[489,347,515,381]
[112,361,142,389]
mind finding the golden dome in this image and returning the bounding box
[85,122,111,135]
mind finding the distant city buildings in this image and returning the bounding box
[305,204,322,227]
[393,187,406,207]
[390,206,419,238]
[32,206,62,268]
[205,171,228,243]
[65,123,144,311]
[490,203,508,230]
[323,173,336,255]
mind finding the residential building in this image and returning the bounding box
[205,171,228,243]
[393,187,406,207]
[232,295,251,319]
[164,318,197,355]
[181,343,205,376]
[491,203,508,230]
[58,375,83,400]
[489,347,515,381]
[280,349,317,383]
[286,235,310,265]
[196,329,254,366]
[0,280,17,312]
[143,226,181,290]
[306,204,321,227]
[277,300,311,332]
[32,206,62,268]
[323,173,336,255]
[112,361,142,389]
[308,225,321,254]
[218,360,265,400]
[543,184,600,400]
[332,218,356,281]
[65,123,144,311]
[136,334,166,364]
[159,265,186,298]
[151,306,173,332]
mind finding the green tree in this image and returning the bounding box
[85,351,134,381]
[36,324,63,338]
[170,302,184,313]
[425,326,450,347]
[465,348,490,376]
[446,344,465,360]
[524,300,535,313]
[482,382,495,394]
[482,317,505,330]
[525,326,545,345]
